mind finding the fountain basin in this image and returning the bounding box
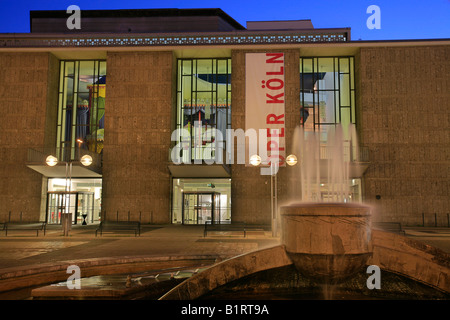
[280,203,372,284]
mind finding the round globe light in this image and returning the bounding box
[80,155,93,166]
[250,154,261,166]
[286,154,298,166]
[45,155,58,167]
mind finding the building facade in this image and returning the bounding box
[0,9,448,228]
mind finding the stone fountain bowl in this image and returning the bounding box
[280,202,372,284]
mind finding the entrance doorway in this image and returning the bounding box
[46,191,97,224]
[182,192,221,225]
[172,178,231,224]
[46,178,102,225]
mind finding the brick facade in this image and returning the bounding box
[0,44,448,227]
[102,51,174,223]
[356,46,450,225]
[0,53,58,222]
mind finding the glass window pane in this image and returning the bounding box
[196,59,213,74]
[318,58,333,73]
[182,76,192,105]
[196,74,212,91]
[339,58,349,73]
[57,93,63,125]
[341,107,351,127]
[302,58,313,73]
[316,58,335,90]
[318,91,335,123]
[182,60,192,75]
[335,91,340,115]
[73,61,79,93]
[317,70,335,90]
[303,107,314,131]
[340,74,350,106]
[65,61,74,77]
[56,126,61,148]
[195,91,209,106]
[59,61,65,92]
[350,57,355,89]
[79,61,95,93]
[351,91,356,123]
[99,61,107,78]
[218,83,227,103]
[196,59,213,91]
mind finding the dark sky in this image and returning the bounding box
[0,0,449,40]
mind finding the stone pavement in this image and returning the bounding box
[0,224,278,270]
[0,224,449,270]
[0,223,448,294]
[402,226,450,253]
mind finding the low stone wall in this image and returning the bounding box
[369,229,449,293]
[0,255,216,293]
[161,230,449,299]
[160,245,293,300]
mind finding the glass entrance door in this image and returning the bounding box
[46,192,76,224]
[198,193,212,224]
[47,191,96,224]
[183,193,198,224]
[182,192,220,225]
[76,192,95,224]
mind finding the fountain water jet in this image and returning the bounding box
[281,124,371,285]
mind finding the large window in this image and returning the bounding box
[56,60,106,160]
[299,57,355,138]
[174,58,231,163]
[299,57,360,203]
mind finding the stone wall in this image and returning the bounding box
[102,51,174,223]
[0,53,58,222]
[230,49,300,225]
[356,45,450,226]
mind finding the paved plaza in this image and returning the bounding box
[0,223,448,300]
[0,224,280,269]
[0,223,448,269]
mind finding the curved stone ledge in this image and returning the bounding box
[159,245,293,300]
[369,229,450,293]
[160,231,450,299]
[0,255,217,293]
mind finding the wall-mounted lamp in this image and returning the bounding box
[80,155,93,166]
[250,154,261,166]
[286,154,298,166]
[45,155,58,167]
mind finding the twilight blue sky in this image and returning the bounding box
[0,0,449,40]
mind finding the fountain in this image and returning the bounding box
[280,202,371,284]
[280,124,372,285]
[160,124,449,300]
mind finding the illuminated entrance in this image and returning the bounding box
[182,192,221,225]
[46,178,102,224]
[172,178,231,224]
[47,191,95,224]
